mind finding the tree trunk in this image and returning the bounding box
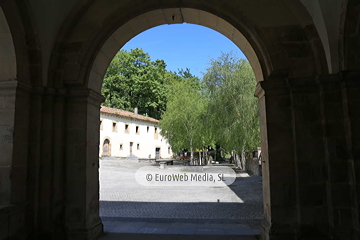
[235,153,241,169]
[190,146,194,165]
[241,141,246,171]
[190,139,194,165]
[204,148,208,165]
[230,150,239,167]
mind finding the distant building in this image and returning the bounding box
[99,106,172,159]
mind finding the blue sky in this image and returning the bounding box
[122,23,246,78]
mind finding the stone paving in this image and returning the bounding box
[100,218,261,239]
[99,159,263,238]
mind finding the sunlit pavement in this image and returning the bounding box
[99,159,263,238]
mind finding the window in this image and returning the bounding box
[136,126,139,134]
[100,120,103,130]
[137,143,140,150]
[112,122,117,132]
[147,126,149,133]
[120,144,123,150]
[154,127,158,139]
[168,147,171,154]
[125,124,129,133]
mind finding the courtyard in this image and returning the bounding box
[99,159,263,237]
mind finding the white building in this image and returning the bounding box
[99,106,173,159]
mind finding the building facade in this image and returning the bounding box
[99,106,172,159]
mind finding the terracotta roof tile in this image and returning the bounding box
[100,106,159,124]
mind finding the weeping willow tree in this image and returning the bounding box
[159,82,207,164]
[202,52,260,167]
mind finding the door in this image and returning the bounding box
[130,142,133,155]
[155,147,160,159]
[103,139,110,156]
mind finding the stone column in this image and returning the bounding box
[318,74,356,238]
[255,78,299,239]
[258,74,359,239]
[288,78,330,238]
[64,88,104,240]
[0,80,18,205]
[26,85,44,235]
[341,71,360,239]
[0,80,31,238]
[38,88,56,234]
[52,88,67,236]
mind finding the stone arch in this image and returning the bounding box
[3,1,360,239]
[0,7,16,81]
[88,9,264,93]
[102,137,111,157]
[49,0,329,91]
[0,0,41,205]
[47,1,336,239]
[1,0,43,85]
[0,1,44,234]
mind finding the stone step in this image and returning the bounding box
[100,218,261,239]
[101,233,259,240]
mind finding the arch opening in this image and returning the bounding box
[54,2,337,239]
[88,8,264,93]
[102,138,111,157]
[2,1,358,239]
[97,18,263,230]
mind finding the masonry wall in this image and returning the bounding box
[99,113,173,159]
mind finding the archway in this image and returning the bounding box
[44,1,357,239]
[102,138,111,157]
[0,2,47,238]
[55,4,329,240]
[51,1,333,238]
[1,1,360,239]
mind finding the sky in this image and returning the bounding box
[122,23,247,78]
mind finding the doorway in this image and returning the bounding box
[130,142,133,156]
[103,139,111,157]
[155,147,160,159]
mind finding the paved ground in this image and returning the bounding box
[100,159,263,219]
[100,218,261,240]
[99,159,263,238]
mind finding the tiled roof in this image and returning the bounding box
[100,106,159,124]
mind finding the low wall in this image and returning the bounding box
[245,156,261,176]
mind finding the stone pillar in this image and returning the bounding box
[38,88,56,235]
[10,81,32,205]
[0,80,31,238]
[288,78,330,238]
[257,74,359,239]
[52,88,67,236]
[64,88,104,240]
[341,71,360,239]
[0,80,17,205]
[26,85,44,235]
[255,78,299,239]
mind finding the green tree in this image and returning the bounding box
[159,82,206,164]
[102,48,171,119]
[202,52,259,166]
[171,68,202,90]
